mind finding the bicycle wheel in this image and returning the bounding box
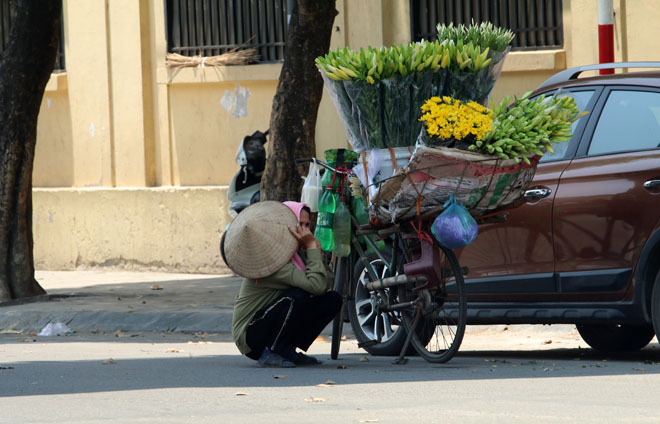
[401,244,467,363]
[331,256,349,359]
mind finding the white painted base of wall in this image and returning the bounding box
[33,186,233,273]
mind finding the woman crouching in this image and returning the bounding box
[224,201,341,367]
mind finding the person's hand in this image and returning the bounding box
[289,224,320,250]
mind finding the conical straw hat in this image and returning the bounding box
[224,201,299,279]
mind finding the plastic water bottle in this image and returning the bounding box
[315,210,334,251]
[318,188,337,213]
[316,188,339,251]
[332,200,351,257]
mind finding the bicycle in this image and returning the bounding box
[298,158,468,364]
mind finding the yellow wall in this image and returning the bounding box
[32,0,660,272]
[35,74,73,187]
[33,187,232,273]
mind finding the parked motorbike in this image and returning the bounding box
[227,129,268,217]
[221,129,268,267]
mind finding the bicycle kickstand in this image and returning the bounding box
[393,302,422,365]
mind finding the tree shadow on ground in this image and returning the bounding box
[2,344,660,397]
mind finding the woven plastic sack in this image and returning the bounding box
[431,195,478,249]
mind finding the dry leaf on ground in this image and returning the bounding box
[235,392,248,396]
[273,375,290,379]
[359,356,369,362]
[305,397,328,403]
[166,349,184,353]
[316,380,336,387]
[102,358,116,365]
[151,285,163,290]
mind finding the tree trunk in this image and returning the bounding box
[0,0,62,301]
[261,0,337,201]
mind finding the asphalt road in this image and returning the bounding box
[1,327,660,423]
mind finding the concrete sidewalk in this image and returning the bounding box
[0,270,244,334]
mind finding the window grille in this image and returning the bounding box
[166,0,289,62]
[0,0,66,70]
[411,0,563,51]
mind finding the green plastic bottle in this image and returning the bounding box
[315,209,334,251]
[318,188,338,214]
[321,169,340,191]
[332,199,351,257]
[316,187,339,252]
[352,196,386,254]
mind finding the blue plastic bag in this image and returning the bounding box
[431,195,478,249]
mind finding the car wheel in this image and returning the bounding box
[348,252,410,356]
[576,323,655,353]
[651,270,660,341]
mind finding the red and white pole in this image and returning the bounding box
[598,0,615,75]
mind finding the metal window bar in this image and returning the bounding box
[0,0,66,70]
[166,0,288,62]
[411,0,563,51]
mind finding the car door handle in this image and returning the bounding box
[644,180,660,191]
[524,188,552,199]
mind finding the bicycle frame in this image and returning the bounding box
[297,157,467,363]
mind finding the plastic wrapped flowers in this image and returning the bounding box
[417,96,493,149]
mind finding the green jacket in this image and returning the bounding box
[231,249,334,355]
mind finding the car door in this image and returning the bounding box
[553,87,660,301]
[457,88,599,301]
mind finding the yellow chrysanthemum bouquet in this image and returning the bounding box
[418,96,492,149]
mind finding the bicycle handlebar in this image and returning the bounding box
[296,158,353,176]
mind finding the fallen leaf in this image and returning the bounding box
[359,356,369,362]
[341,335,347,341]
[315,335,328,343]
[102,358,116,365]
[235,392,248,396]
[633,367,645,371]
[273,375,290,379]
[305,397,328,403]
[544,340,552,344]
[151,285,163,290]
[337,365,347,369]
[316,380,336,387]
[166,349,184,353]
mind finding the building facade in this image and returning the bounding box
[28,0,660,272]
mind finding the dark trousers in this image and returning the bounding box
[245,288,342,360]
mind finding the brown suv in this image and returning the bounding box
[456,62,660,352]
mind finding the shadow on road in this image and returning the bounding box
[3,345,660,398]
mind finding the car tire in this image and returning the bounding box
[348,252,409,356]
[576,323,655,353]
[650,270,660,342]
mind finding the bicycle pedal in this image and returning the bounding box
[357,340,379,348]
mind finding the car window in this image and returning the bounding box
[588,90,660,156]
[539,90,594,162]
